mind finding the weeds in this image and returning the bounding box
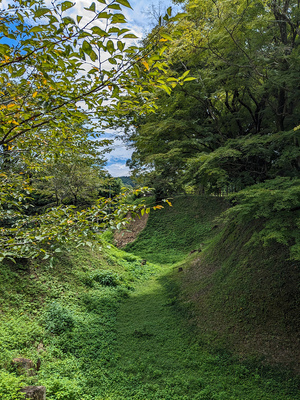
[125,195,227,264]
[0,197,299,399]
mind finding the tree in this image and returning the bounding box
[115,0,300,258]
[119,0,300,191]
[34,158,105,207]
[0,0,179,261]
[98,176,123,198]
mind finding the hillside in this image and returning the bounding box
[124,195,228,264]
[0,195,300,399]
[0,239,161,399]
[178,219,300,371]
[123,195,300,371]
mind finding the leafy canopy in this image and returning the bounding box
[0,0,178,261]
[114,0,300,258]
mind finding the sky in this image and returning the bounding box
[1,0,181,177]
[104,0,182,177]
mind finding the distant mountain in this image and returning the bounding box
[119,176,135,187]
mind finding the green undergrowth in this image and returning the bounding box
[1,196,300,399]
[99,268,300,400]
[177,217,300,372]
[125,195,228,264]
[0,238,159,399]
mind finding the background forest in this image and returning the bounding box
[118,0,300,260]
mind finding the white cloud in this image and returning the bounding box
[105,162,131,177]
[100,133,133,176]
[106,138,133,162]
[125,0,182,34]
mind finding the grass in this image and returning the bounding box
[125,195,227,264]
[98,267,300,400]
[0,240,160,399]
[177,217,300,371]
[0,196,300,399]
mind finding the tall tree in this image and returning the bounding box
[116,0,300,258]
[121,0,300,193]
[0,0,178,261]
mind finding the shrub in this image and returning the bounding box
[78,270,120,288]
[0,371,24,400]
[44,302,74,334]
[93,271,119,287]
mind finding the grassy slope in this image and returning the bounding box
[177,218,300,372]
[102,267,300,400]
[0,238,160,399]
[118,195,300,398]
[125,195,227,264]
[1,195,300,399]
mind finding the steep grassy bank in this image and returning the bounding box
[176,218,300,372]
[127,195,300,371]
[125,195,228,264]
[101,267,300,400]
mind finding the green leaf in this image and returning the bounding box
[179,70,190,79]
[184,77,196,82]
[108,27,120,34]
[89,50,98,62]
[77,15,83,23]
[111,13,127,23]
[159,84,171,95]
[63,16,75,25]
[123,33,138,39]
[12,66,26,77]
[118,28,130,35]
[171,12,188,21]
[84,2,96,12]
[108,4,122,10]
[35,7,50,18]
[97,12,111,19]
[117,41,125,51]
[79,31,92,39]
[82,40,93,55]
[29,26,44,33]
[115,0,132,9]
[159,45,168,56]
[112,86,120,97]
[106,40,114,54]
[134,64,140,78]
[91,26,109,37]
[61,1,74,12]
[160,32,173,41]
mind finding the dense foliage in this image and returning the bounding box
[116,0,300,259]
[0,0,184,261]
[1,214,299,399]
